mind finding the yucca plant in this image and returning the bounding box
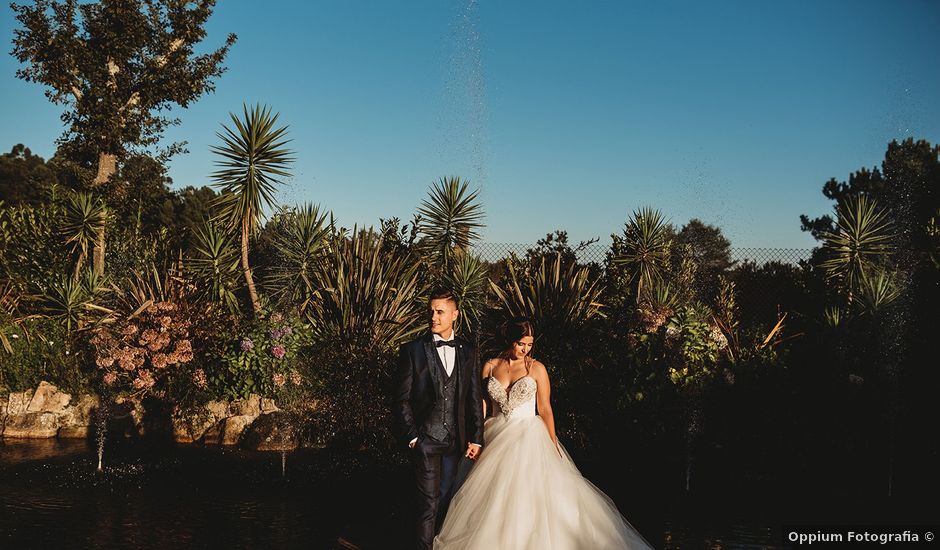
[417,177,484,273]
[188,221,242,315]
[444,249,488,334]
[490,252,606,329]
[855,267,903,316]
[61,191,108,280]
[308,228,427,353]
[210,103,294,315]
[613,207,672,302]
[265,203,331,315]
[38,270,113,333]
[820,195,895,298]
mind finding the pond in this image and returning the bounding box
[0,439,926,549]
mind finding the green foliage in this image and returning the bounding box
[490,252,606,330]
[263,203,331,314]
[210,104,294,236]
[820,195,895,294]
[307,228,427,354]
[0,144,61,206]
[613,206,672,301]
[216,312,310,401]
[61,190,108,277]
[444,250,488,335]
[187,220,241,315]
[10,0,236,163]
[417,176,484,273]
[0,317,85,394]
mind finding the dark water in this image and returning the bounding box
[0,439,931,549]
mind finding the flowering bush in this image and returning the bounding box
[216,311,311,400]
[90,301,193,397]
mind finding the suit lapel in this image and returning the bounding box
[423,336,443,395]
[456,338,469,401]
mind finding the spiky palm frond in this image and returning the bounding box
[188,221,241,315]
[38,270,113,332]
[490,252,605,330]
[266,203,331,313]
[820,195,895,293]
[210,103,294,314]
[308,228,427,352]
[61,191,107,279]
[210,104,294,233]
[417,177,485,271]
[444,250,488,334]
[613,206,671,301]
[855,267,903,315]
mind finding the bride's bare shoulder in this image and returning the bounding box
[481,357,498,377]
[528,358,548,376]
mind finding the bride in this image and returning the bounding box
[433,318,654,550]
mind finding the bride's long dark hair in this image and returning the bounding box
[497,316,536,359]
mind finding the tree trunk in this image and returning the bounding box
[93,152,117,185]
[91,151,115,276]
[241,216,261,315]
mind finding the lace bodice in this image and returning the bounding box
[486,375,537,419]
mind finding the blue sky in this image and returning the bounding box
[3,0,939,249]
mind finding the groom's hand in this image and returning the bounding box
[465,443,481,460]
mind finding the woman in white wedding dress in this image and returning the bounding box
[433,318,654,550]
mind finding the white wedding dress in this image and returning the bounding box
[433,369,654,550]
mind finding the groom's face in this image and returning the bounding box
[429,298,459,337]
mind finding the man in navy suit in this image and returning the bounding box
[393,287,484,550]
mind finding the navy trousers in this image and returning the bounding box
[411,436,462,550]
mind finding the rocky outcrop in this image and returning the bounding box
[26,382,71,413]
[2,383,298,446]
[241,411,299,451]
[4,384,84,439]
[3,411,59,438]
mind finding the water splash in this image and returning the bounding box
[95,399,108,472]
[281,450,287,478]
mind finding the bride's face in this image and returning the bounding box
[510,336,534,359]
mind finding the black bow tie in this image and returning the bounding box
[436,339,457,348]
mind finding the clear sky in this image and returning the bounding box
[3,0,939,249]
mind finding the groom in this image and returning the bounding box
[394,287,484,550]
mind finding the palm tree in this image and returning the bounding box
[490,252,605,328]
[61,192,108,281]
[188,220,242,315]
[444,249,488,334]
[613,207,671,302]
[309,228,427,353]
[417,177,484,273]
[820,195,895,299]
[266,203,332,315]
[210,103,294,315]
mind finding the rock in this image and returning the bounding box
[57,394,99,429]
[7,389,33,416]
[201,419,225,445]
[3,411,58,438]
[171,412,218,444]
[232,394,262,416]
[26,382,71,414]
[260,397,280,414]
[241,411,298,451]
[221,415,257,445]
[57,426,90,439]
[172,400,230,444]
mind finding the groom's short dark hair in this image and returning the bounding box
[429,286,459,309]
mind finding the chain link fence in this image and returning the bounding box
[470,243,816,329]
[471,243,813,267]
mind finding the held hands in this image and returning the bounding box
[465,443,482,460]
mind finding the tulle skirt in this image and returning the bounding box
[433,414,653,550]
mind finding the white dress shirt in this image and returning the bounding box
[432,332,456,376]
